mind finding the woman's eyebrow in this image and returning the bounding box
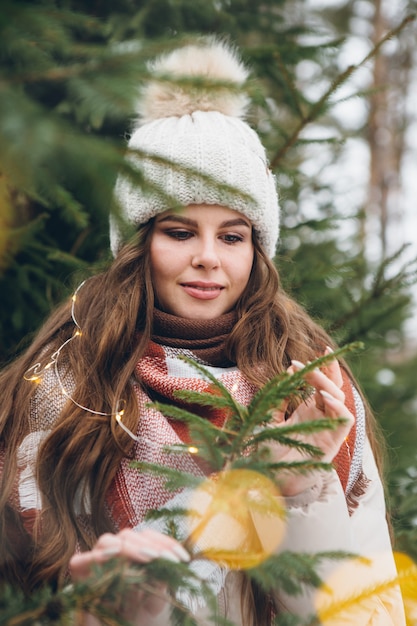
[157,215,198,226]
[157,215,251,228]
[220,218,251,228]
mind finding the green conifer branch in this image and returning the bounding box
[130,461,204,491]
[249,550,357,598]
[249,418,344,456]
[175,355,249,423]
[147,400,228,428]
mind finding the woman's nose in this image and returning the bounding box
[191,238,221,269]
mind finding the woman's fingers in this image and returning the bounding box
[320,347,344,388]
[117,528,190,564]
[70,528,190,582]
[291,359,345,404]
[70,551,109,580]
[319,389,354,426]
[288,357,354,435]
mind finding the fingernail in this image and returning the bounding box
[326,346,334,353]
[138,547,160,560]
[171,544,191,562]
[102,546,121,558]
[319,390,334,401]
[160,550,181,563]
[291,360,305,369]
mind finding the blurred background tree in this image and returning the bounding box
[286,0,417,560]
[1,0,416,561]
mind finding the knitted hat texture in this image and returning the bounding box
[110,38,280,258]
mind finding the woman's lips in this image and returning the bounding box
[181,282,224,300]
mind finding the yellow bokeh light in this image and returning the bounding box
[394,552,417,624]
[186,468,286,569]
[315,551,410,625]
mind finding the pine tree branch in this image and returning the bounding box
[269,14,416,169]
[130,460,204,490]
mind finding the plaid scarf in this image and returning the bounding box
[106,309,366,531]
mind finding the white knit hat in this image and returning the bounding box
[110,38,280,258]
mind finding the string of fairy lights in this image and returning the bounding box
[23,280,140,443]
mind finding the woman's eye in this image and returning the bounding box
[167,230,193,240]
[222,234,244,244]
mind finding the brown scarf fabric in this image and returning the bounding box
[152,308,238,367]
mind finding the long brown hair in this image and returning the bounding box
[0,221,385,596]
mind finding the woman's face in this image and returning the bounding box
[150,204,254,320]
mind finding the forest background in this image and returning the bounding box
[1,0,417,585]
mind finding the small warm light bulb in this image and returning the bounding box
[24,369,42,383]
[27,375,42,384]
[188,446,199,454]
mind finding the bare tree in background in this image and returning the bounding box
[366,0,414,259]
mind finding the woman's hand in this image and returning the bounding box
[269,352,355,497]
[70,528,190,625]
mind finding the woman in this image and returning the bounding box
[0,38,405,624]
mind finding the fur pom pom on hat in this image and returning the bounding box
[138,39,249,122]
[111,38,280,258]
